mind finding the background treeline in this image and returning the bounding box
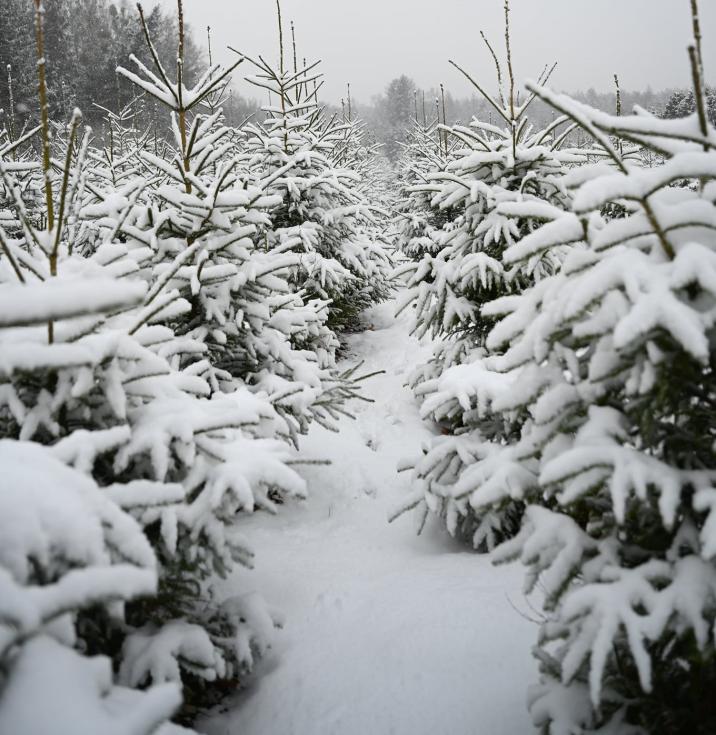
[0,0,258,133]
[358,75,716,159]
[1,0,712,156]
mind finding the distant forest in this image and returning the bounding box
[0,0,256,133]
[1,0,711,156]
[358,77,694,159]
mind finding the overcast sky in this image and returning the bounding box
[150,0,715,104]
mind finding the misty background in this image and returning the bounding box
[1,0,714,159]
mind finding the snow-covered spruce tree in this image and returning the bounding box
[334,98,398,285]
[76,5,366,715]
[0,441,190,735]
[0,3,331,723]
[663,85,716,126]
[89,98,154,191]
[238,10,394,336]
[0,105,295,723]
[395,111,456,263]
[394,3,584,549]
[0,130,187,735]
[0,15,188,732]
[113,4,368,439]
[448,11,716,732]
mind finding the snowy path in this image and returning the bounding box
[203,301,537,735]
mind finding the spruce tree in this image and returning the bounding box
[395,111,455,263]
[237,15,394,337]
[0,1,364,726]
[394,1,585,549]
[0,16,186,728]
[434,3,716,731]
[0,441,185,735]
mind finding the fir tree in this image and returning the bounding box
[663,86,716,126]
[394,1,585,549]
[431,2,716,731]
[395,112,456,263]
[237,17,394,337]
[0,1,370,726]
[241,54,392,332]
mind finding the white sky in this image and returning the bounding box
[149,0,716,104]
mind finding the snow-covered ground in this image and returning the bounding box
[202,301,538,735]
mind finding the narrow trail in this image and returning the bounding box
[203,301,536,735]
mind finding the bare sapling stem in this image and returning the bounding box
[440,83,448,156]
[51,111,82,273]
[614,73,623,155]
[33,0,64,343]
[691,0,704,79]
[177,0,185,76]
[276,0,285,76]
[480,31,506,109]
[434,97,440,150]
[689,0,709,196]
[6,65,16,152]
[690,46,709,149]
[291,21,298,75]
[347,82,352,122]
[33,0,54,235]
[291,23,304,104]
[504,0,517,158]
[176,0,190,193]
[205,26,217,114]
[689,1,709,145]
[45,111,81,344]
[274,0,289,152]
[207,25,213,66]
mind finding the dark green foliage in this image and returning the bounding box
[0,0,203,130]
[663,86,716,125]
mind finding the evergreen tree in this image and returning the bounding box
[395,111,455,263]
[0,1,373,726]
[0,441,185,735]
[238,27,394,336]
[663,85,716,125]
[427,5,716,731]
[0,44,187,730]
[374,75,418,161]
[394,2,584,549]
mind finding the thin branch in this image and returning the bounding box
[689,46,709,142]
[51,110,82,271]
[691,0,704,80]
[136,3,179,105]
[504,0,515,122]
[0,227,25,283]
[276,0,285,76]
[449,60,510,124]
[480,31,506,109]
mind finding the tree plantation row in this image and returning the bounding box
[1,1,716,734]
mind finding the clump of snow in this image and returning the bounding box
[0,636,184,735]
